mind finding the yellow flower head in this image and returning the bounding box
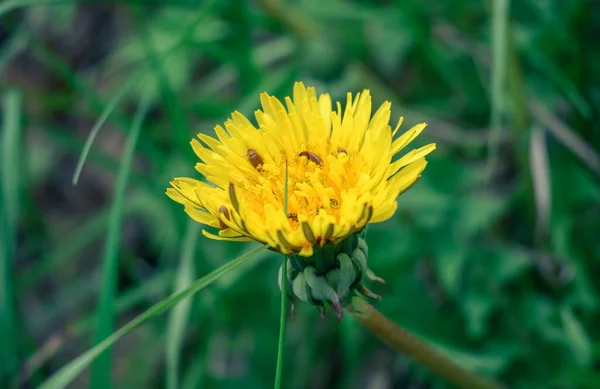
[167,82,435,256]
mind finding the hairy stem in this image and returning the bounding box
[348,297,501,389]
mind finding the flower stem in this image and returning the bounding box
[274,255,287,389]
[274,160,290,389]
[347,297,501,389]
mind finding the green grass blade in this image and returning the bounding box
[524,50,592,119]
[36,121,153,190]
[166,220,200,389]
[37,244,267,389]
[487,0,509,172]
[181,349,208,389]
[26,34,167,166]
[529,125,551,246]
[531,101,600,177]
[0,90,21,247]
[89,96,151,389]
[0,88,22,386]
[274,161,289,389]
[70,270,174,337]
[72,76,138,185]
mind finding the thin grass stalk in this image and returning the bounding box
[38,245,267,389]
[89,96,150,389]
[487,0,509,173]
[1,88,22,387]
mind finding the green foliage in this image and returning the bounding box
[89,94,151,389]
[2,0,600,388]
[39,245,267,389]
[1,89,22,388]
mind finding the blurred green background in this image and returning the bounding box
[1,0,600,388]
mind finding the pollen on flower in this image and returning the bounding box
[166,82,436,256]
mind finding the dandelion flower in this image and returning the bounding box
[167,82,435,318]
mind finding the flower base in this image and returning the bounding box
[278,229,383,321]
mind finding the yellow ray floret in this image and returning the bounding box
[167,82,435,256]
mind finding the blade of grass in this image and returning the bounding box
[0,89,21,258]
[36,121,153,190]
[20,267,174,384]
[0,88,22,387]
[529,125,552,247]
[89,95,151,389]
[274,161,289,389]
[530,101,600,177]
[524,50,592,119]
[24,35,166,166]
[72,2,216,185]
[165,220,200,389]
[22,268,176,386]
[487,0,509,173]
[505,27,530,135]
[254,36,295,68]
[37,244,267,389]
[71,270,174,337]
[72,76,138,185]
[181,348,208,389]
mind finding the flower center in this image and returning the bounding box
[237,147,368,227]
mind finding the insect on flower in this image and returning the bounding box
[167,82,435,319]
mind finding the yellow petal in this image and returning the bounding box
[202,229,253,242]
[167,84,434,256]
[387,143,436,178]
[319,93,332,136]
[391,123,427,155]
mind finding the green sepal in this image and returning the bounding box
[292,272,311,303]
[278,231,381,320]
[304,267,339,305]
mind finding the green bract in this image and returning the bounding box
[279,230,383,320]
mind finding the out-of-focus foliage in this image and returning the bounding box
[1,0,599,388]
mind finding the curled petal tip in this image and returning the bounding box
[358,284,382,300]
[366,268,386,284]
[333,302,344,322]
[372,275,386,284]
[317,306,326,322]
